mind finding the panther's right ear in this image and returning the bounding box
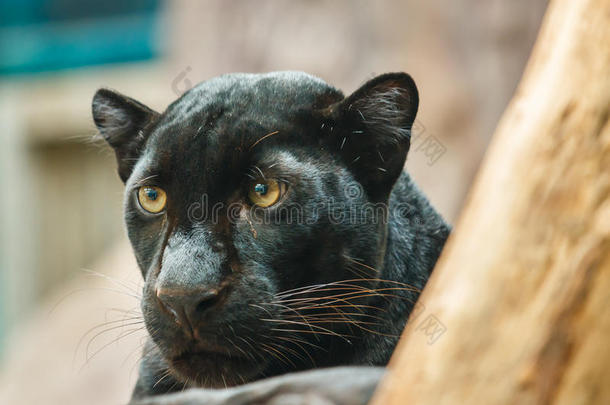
[92,88,159,183]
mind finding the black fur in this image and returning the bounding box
[92,71,450,404]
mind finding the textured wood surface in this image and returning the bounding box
[370,0,610,403]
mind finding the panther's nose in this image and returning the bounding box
[155,286,222,337]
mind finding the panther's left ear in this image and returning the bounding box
[319,73,418,200]
[92,88,159,183]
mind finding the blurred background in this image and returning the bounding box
[0,0,547,403]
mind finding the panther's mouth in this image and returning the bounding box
[172,344,238,362]
[168,343,263,388]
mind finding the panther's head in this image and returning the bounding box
[92,71,418,387]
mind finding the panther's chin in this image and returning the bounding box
[168,348,265,388]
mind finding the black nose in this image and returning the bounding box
[156,287,222,337]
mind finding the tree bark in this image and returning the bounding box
[370,0,610,404]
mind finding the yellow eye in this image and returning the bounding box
[248,179,283,207]
[137,186,167,213]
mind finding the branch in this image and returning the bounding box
[371,0,610,403]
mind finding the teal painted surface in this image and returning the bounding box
[0,0,162,75]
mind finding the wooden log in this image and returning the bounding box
[370,0,610,404]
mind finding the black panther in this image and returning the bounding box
[92,71,450,404]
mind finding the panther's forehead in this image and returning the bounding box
[161,71,341,130]
[145,71,341,162]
